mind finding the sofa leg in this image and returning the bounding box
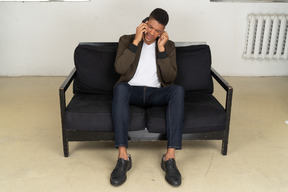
[63,140,69,157]
[221,140,228,156]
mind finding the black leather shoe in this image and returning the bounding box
[110,155,132,186]
[161,155,182,186]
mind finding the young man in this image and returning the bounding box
[110,8,184,187]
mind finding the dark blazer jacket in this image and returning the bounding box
[114,34,177,87]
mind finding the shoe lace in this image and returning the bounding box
[166,160,180,176]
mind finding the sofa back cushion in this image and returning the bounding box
[73,43,213,94]
[73,43,120,94]
[174,44,213,93]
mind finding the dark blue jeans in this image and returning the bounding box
[112,82,185,150]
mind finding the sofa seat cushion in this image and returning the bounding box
[64,94,146,131]
[146,93,226,133]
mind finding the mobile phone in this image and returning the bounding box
[142,17,149,35]
[142,17,149,23]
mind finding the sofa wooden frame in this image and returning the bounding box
[59,42,233,157]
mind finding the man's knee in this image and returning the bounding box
[170,85,185,98]
[113,82,130,96]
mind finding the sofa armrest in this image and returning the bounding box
[59,67,76,120]
[59,67,76,92]
[211,67,232,92]
[211,67,233,111]
[211,67,233,155]
[59,67,76,157]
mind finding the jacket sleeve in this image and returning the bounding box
[157,41,177,84]
[114,35,137,75]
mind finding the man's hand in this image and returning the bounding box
[133,22,147,46]
[158,31,169,52]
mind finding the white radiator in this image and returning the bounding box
[243,14,288,59]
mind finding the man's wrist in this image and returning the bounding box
[158,51,168,59]
[158,46,165,52]
[129,43,138,53]
[133,40,140,46]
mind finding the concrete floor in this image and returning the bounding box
[0,76,288,192]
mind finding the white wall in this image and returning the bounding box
[0,0,287,76]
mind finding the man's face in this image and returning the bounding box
[143,18,165,45]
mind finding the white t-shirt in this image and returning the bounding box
[128,42,161,88]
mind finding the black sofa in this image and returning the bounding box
[59,42,233,157]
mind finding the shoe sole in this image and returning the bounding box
[165,176,181,187]
[110,176,127,187]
